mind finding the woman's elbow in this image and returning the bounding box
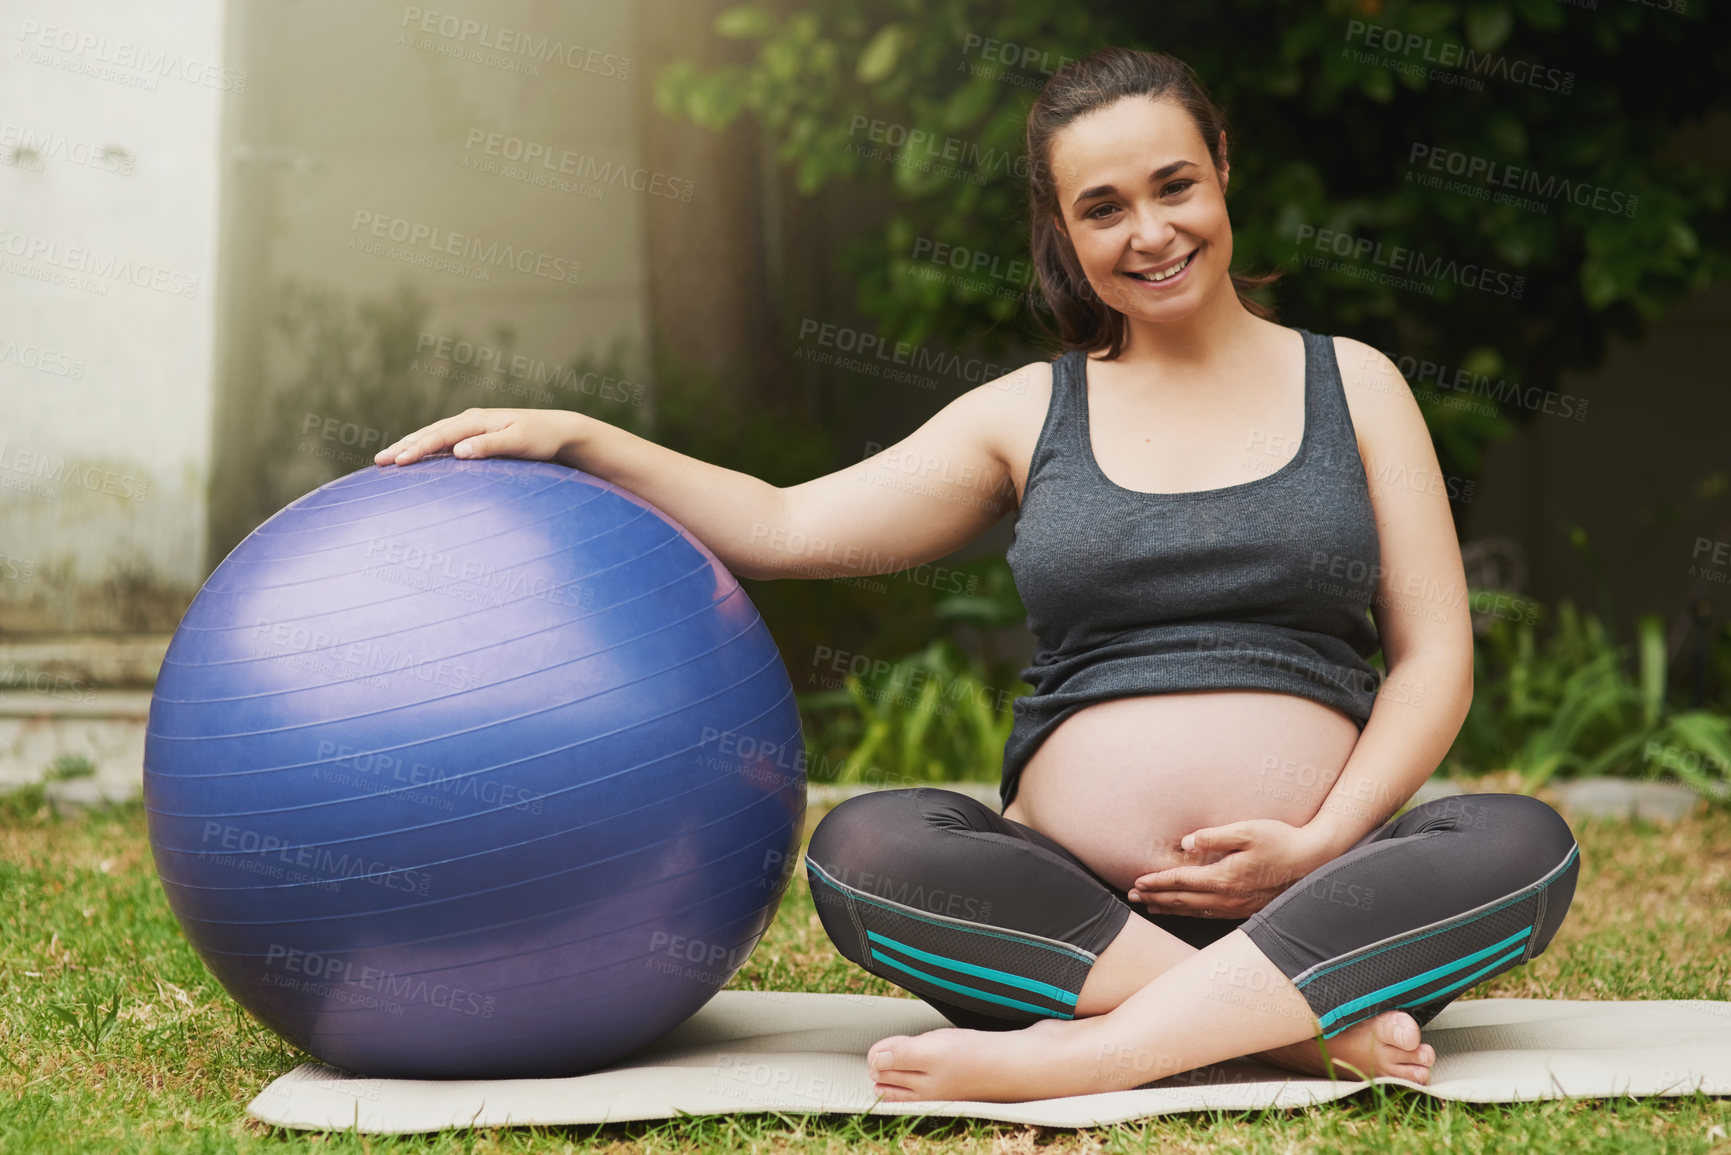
[1386,644,1474,720]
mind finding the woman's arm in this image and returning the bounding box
[1298,336,1477,859]
[751,367,1037,582]
[374,362,1039,582]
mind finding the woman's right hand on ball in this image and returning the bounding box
[374,407,585,467]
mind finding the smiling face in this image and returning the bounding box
[1048,94,1233,325]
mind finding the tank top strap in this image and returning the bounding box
[1024,348,1089,491]
[1294,327,1361,467]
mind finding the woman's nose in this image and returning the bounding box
[1124,203,1177,253]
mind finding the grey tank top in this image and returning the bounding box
[999,327,1383,810]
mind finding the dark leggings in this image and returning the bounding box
[806,788,1579,1038]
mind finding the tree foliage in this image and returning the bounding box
[657,0,1730,476]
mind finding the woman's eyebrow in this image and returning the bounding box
[1070,159,1200,208]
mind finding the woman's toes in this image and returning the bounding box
[1389,1061,1432,1085]
[1366,1011,1422,1058]
[1377,1011,1420,1050]
[1373,1020,1438,1084]
[1358,1011,1437,1080]
[867,1037,909,1073]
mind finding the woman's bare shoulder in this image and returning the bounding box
[1328,333,1422,466]
[962,359,1056,503]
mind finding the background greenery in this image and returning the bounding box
[653,0,1731,799]
[657,0,1731,485]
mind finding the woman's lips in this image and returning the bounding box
[1123,249,1197,288]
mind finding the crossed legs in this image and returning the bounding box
[1075,903,1437,1085]
[806,786,1579,1102]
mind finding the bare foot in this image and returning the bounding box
[866,1017,1106,1103]
[1255,1010,1436,1084]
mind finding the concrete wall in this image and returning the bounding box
[208,0,655,569]
[1,0,658,635]
[0,0,230,634]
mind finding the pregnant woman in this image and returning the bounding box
[377,45,1579,1105]
[800,46,1579,1103]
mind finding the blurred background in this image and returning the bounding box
[4,0,1731,807]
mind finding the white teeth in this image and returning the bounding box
[1132,252,1193,282]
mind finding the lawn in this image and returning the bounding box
[2,780,1729,1154]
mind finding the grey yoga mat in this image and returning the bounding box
[248,990,1731,1132]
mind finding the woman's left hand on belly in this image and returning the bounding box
[1127,819,1334,918]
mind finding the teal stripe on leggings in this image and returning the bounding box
[1399,944,1528,1011]
[1323,943,1529,1039]
[867,949,1075,1020]
[865,930,1079,1007]
[1316,925,1532,1031]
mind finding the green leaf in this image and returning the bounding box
[1518,751,1567,792]
[681,74,748,130]
[857,23,906,85]
[1360,66,1396,103]
[1666,218,1699,258]
[1465,4,1514,52]
[845,719,891,781]
[1653,712,1731,799]
[940,78,997,132]
[1637,613,1667,727]
[1486,113,1528,157]
[1575,730,1650,779]
[1580,261,1619,309]
[899,677,942,776]
[1409,2,1465,37]
[714,5,775,39]
[1513,0,1565,27]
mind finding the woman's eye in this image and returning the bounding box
[1084,181,1196,220]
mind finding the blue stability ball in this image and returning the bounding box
[144,453,806,1079]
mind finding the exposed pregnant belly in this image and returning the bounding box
[1000,690,1362,894]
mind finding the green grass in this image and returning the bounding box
[1,788,1729,1153]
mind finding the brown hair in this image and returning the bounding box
[1025,46,1281,359]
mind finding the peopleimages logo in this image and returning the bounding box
[794,318,1015,385]
[1343,19,1574,95]
[0,123,133,175]
[14,20,249,92]
[0,443,151,501]
[1407,143,1637,218]
[251,619,483,692]
[410,331,645,405]
[845,115,1031,182]
[1364,346,1588,422]
[348,211,582,284]
[263,944,498,1018]
[0,336,85,379]
[0,228,201,298]
[1292,223,1524,300]
[397,7,631,78]
[461,129,693,202]
[201,821,432,896]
